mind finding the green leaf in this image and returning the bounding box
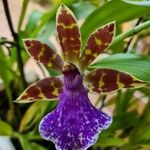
[0,48,13,101]
[129,102,150,145]
[141,101,150,124]
[25,133,41,140]
[15,133,31,150]
[81,0,150,45]
[121,144,140,150]
[130,126,150,145]
[0,121,13,136]
[115,90,134,114]
[138,86,150,97]
[109,111,139,131]
[19,101,57,132]
[25,11,43,34]
[122,0,150,6]
[31,10,56,37]
[89,54,150,82]
[140,144,150,149]
[46,67,61,76]
[71,1,96,19]
[96,136,125,147]
[31,143,46,150]
[52,0,77,5]
[31,1,78,37]
[37,21,55,43]
[18,0,29,32]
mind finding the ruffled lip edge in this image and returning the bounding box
[38,111,113,150]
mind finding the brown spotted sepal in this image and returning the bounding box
[56,4,81,64]
[15,77,63,103]
[24,39,64,72]
[85,69,144,93]
[80,22,115,70]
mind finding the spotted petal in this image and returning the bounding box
[80,22,115,70]
[24,39,64,72]
[39,86,112,150]
[56,4,81,63]
[15,77,63,103]
[85,69,144,93]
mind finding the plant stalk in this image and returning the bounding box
[123,17,143,53]
[2,0,27,88]
[112,20,150,46]
[17,0,29,32]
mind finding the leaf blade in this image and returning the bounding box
[0,121,13,136]
[122,0,150,6]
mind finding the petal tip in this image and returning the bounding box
[57,3,66,15]
[60,3,65,9]
[13,99,19,103]
[106,21,116,37]
[23,39,32,48]
[14,96,33,103]
[60,3,68,10]
[14,95,23,103]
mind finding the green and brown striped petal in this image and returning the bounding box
[24,39,64,72]
[80,22,115,70]
[56,4,81,64]
[15,77,63,103]
[85,69,144,93]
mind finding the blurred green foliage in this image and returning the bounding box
[0,0,150,150]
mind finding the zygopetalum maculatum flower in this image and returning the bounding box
[15,4,144,150]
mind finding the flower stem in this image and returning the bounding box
[96,95,107,109]
[37,62,47,78]
[112,20,150,46]
[123,17,143,53]
[2,0,27,88]
[17,0,29,32]
[100,95,107,110]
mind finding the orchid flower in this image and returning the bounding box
[15,4,144,150]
